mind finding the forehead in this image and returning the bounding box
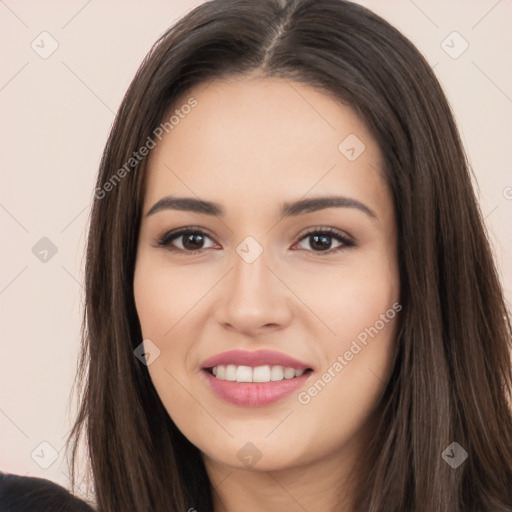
[144,75,388,217]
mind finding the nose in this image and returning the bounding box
[214,246,293,336]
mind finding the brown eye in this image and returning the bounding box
[157,229,216,254]
[156,226,354,256]
[294,228,354,254]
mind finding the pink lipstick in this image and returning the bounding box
[200,349,314,407]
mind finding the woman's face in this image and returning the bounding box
[134,75,399,477]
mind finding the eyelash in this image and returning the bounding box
[155,226,355,256]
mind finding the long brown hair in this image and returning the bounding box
[66,0,512,510]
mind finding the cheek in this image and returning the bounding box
[133,266,167,339]
[295,307,398,457]
[133,256,202,431]
[333,275,398,346]
[290,246,399,411]
[133,252,217,410]
[133,254,209,339]
[290,254,399,346]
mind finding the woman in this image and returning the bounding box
[66,0,512,510]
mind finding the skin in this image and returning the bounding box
[133,74,400,512]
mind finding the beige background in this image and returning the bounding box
[1,0,511,498]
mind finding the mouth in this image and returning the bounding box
[205,364,313,383]
[201,366,314,406]
[199,350,315,406]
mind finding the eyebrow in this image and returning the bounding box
[145,195,377,219]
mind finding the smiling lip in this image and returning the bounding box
[200,349,312,370]
[202,371,312,406]
[200,349,313,407]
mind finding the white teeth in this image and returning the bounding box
[225,364,237,381]
[216,365,226,379]
[253,365,271,383]
[283,367,296,379]
[210,364,308,382]
[235,365,252,382]
[270,366,284,381]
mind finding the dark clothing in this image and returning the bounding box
[0,472,95,512]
